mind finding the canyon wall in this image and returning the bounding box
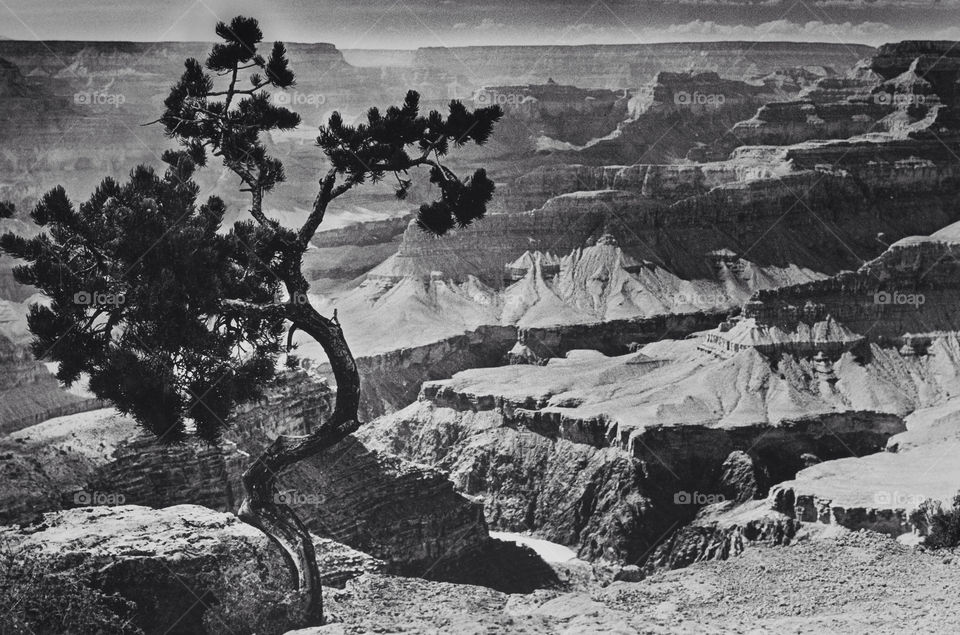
[872,41,960,106]
[476,81,630,146]
[741,236,960,343]
[727,100,891,147]
[384,141,960,284]
[0,408,242,526]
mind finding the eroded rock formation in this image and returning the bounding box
[361,341,907,563]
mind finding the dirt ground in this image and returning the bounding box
[292,527,960,634]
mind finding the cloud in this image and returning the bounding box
[666,0,958,5]
[661,19,960,44]
[438,18,960,47]
[452,18,508,32]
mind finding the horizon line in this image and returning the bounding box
[0,37,892,50]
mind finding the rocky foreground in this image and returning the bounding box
[5,503,956,634]
[294,529,960,634]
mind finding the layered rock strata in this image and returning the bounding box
[0,408,243,526]
[362,341,907,563]
[729,228,960,347]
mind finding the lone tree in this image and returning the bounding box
[0,16,501,625]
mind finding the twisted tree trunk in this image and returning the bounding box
[237,302,361,625]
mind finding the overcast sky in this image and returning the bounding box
[1,0,958,48]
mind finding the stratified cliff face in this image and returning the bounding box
[543,70,794,166]
[872,41,960,106]
[305,215,411,288]
[475,81,630,147]
[363,400,657,563]
[722,69,942,149]
[737,230,960,344]
[351,325,517,420]
[494,159,771,217]
[727,100,890,147]
[0,408,243,526]
[384,138,960,285]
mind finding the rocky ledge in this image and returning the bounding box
[0,504,382,635]
[769,398,960,539]
[0,370,555,593]
[362,340,908,564]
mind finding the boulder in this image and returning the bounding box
[0,504,383,635]
[643,501,800,575]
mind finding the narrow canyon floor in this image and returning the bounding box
[294,527,959,634]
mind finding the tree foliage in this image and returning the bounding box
[0,156,283,442]
[0,15,502,444]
